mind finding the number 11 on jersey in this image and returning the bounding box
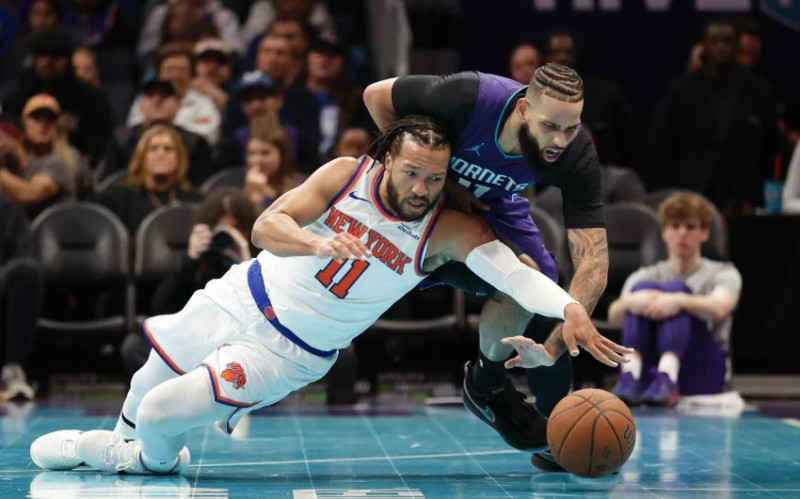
[315,259,371,299]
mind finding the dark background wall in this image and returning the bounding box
[458,0,800,130]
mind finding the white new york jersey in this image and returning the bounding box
[257,155,446,351]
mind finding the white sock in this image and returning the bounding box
[621,351,642,379]
[658,352,680,383]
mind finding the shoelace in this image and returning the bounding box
[103,437,137,472]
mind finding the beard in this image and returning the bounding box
[518,123,560,177]
[386,175,432,221]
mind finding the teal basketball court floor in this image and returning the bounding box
[1,400,800,498]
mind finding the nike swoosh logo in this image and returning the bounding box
[463,379,495,423]
[348,192,370,203]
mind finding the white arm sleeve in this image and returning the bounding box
[465,240,579,320]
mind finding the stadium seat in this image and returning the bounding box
[199,167,246,195]
[31,202,131,341]
[133,204,198,320]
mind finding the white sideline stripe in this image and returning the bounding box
[189,449,520,468]
[782,418,800,430]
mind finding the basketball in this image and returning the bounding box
[546,389,636,478]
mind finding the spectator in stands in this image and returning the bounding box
[332,126,371,160]
[649,19,778,213]
[304,33,368,157]
[3,0,62,78]
[545,30,639,170]
[608,192,741,407]
[245,123,304,211]
[509,42,541,85]
[231,71,290,158]
[99,124,202,234]
[103,78,214,187]
[782,140,800,214]
[154,0,193,52]
[0,95,79,218]
[254,32,320,172]
[61,0,135,50]
[246,11,312,83]
[685,43,705,74]
[120,188,257,375]
[128,42,221,146]
[137,0,242,63]
[72,46,100,86]
[737,20,799,164]
[0,193,43,401]
[242,0,334,50]
[2,29,113,167]
[191,39,233,113]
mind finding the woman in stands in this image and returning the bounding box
[244,122,305,211]
[99,124,202,234]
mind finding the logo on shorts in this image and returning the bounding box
[221,362,247,390]
[264,306,276,320]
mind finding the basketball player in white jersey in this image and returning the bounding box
[30,116,631,475]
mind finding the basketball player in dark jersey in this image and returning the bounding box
[365,64,619,471]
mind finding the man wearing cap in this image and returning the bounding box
[0,94,77,218]
[2,28,113,167]
[128,42,221,147]
[103,78,214,187]
[304,33,370,157]
[192,39,234,113]
[231,70,299,162]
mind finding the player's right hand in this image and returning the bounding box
[562,303,633,367]
[445,178,490,213]
[315,232,372,263]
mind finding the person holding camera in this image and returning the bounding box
[121,189,258,375]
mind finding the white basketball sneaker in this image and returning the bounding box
[30,430,85,470]
[77,430,190,475]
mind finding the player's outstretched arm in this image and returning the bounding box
[252,157,371,262]
[427,211,632,367]
[427,210,577,320]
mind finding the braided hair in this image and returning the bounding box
[369,115,450,164]
[528,63,584,103]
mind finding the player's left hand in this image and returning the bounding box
[562,303,633,367]
[501,336,556,368]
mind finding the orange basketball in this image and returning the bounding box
[546,388,636,478]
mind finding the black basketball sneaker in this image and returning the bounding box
[462,361,548,450]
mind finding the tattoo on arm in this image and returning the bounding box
[566,227,609,313]
[544,228,609,356]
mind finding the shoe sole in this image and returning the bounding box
[531,452,566,472]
